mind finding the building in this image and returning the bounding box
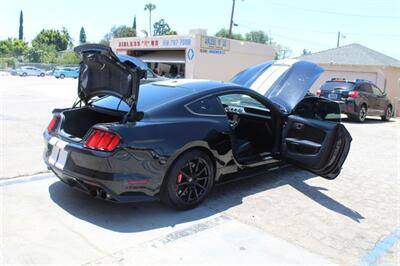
[110,30,276,82]
[299,43,400,116]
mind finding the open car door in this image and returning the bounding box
[281,97,352,179]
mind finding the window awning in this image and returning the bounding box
[137,51,186,64]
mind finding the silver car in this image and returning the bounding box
[12,66,46,77]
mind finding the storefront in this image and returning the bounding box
[110,31,276,81]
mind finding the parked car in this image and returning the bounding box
[43,45,352,210]
[54,67,80,79]
[11,66,46,77]
[142,68,167,84]
[317,78,393,122]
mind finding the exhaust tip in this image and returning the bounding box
[98,189,108,200]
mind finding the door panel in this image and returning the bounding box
[282,98,352,179]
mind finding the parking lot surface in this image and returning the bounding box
[1,77,399,265]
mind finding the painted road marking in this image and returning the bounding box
[358,227,400,266]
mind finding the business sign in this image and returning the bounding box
[200,36,230,51]
[117,38,192,49]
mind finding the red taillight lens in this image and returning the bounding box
[348,91,359,98]
[47,117,59,132]
[316,89,321,96]
[84,129,120,151]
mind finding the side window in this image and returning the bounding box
[218,93,266,110]
[358,83,372,93]
[372,85,383,96]
[146,69,155,78]
[187,96,225,116]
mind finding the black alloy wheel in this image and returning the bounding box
[357,105,367,122]
[382,105,392,121]
[175,157,210,203]
[161,150,214,210]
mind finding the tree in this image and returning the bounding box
[100,25,136,45]
[245,31,269,44]
[32,29,71,51]
[0,38,28,57]
[167,30,178,35]
[215,28,243,40]
[144,3,156,36]
[19,10,23,40]
[132,16,137,36]
[79,27,87,44]
[153,19,171,36]
[26,45,58,63]
[273,43,292,59]
[302,49,311,55]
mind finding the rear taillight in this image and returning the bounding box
[84,129,120,151]
[348,91,359,98]
[316,89,321,96]
[47,117,59,132]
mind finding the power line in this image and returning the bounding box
[237,21,400,39]
[270,2,400,19]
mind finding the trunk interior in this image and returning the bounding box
[61,107,123,139]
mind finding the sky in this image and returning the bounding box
[1,0,399,59]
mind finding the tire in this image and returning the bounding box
[40,73,45,77]
[381,105,392,121]
[160,150,214,210]
[60,74,65,79]
[351,104,367,123]
[22,72,27,77]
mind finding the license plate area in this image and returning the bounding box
[48,137,69,170]
[328,93,340,100]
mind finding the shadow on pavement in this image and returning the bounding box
[48,166,364,233]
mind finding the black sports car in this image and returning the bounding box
[43,44,352,209]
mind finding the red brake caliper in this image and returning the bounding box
[177,172,183,183]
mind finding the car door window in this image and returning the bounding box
[372,85,383,96]
[146,70,155,78]
[218,93,266,110]
[187,96,226,116]
[358,83,372,93]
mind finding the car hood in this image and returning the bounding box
[74,44,146,107]
[231,59,324,113]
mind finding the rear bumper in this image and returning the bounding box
[327,99,358,115]
[43,131,165,203]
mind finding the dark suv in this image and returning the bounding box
[317,79,393,122]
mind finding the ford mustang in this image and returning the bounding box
[43,44,352,209]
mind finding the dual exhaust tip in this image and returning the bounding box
[89,188,109,200]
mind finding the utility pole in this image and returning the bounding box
[228,0,236,39]
[337,31,341,48]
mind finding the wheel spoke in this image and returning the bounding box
[179,186,189,196]
[193,187,199,200]
[188,161,194,176]
[195,182,205,190]
[195,167,207,178]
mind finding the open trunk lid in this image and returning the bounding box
[74,44,146,116]
[231,59,324,113]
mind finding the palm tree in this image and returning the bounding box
[144,3,156,36]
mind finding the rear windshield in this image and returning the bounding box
[321,82,354,91]
[91,83,193,112]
